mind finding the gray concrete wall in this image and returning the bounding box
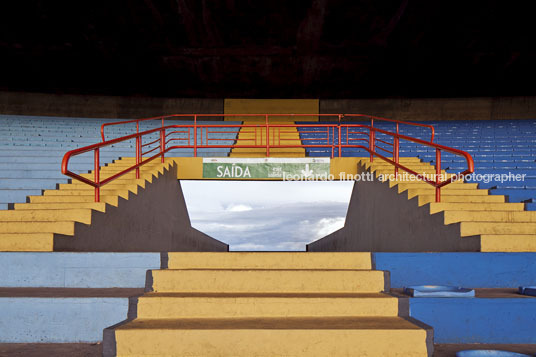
[307,168,480,252]
[54,162,228,252]
[321,97,536,121]
[0,91,223,119]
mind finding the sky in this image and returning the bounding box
[181,181,354,251]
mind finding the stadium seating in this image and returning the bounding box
[298,119,536,210]
[0,115,240,210]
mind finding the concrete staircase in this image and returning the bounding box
[362,157,536,252]
[104,252,432,356]
[0,158,172,251]
[230,118,306,158]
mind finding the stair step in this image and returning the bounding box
[444,210,536,224]
[0,221,75,235]
[428,202,525,214]
[166,252,372,270]
[136,292,400,318]
[480,234,536,252]
[460,222,536,236]
[13,202,108,212]
[43,189,134,198]
[110,317,429,357]
[148,269,387,293]
[419,195,504,206]
[58,183,143,191]
[28,195,119,204]
[0,233,54,251]
[0,209,92,224]
[397,182,479,192]
[407,188,489,198]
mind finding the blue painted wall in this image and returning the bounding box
[0,297,129,343]
[1,253,161,288]
[374,253,536,288]
[409,298,536,344]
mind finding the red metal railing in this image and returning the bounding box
[63,114,473,203]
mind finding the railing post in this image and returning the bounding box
[94,148,100,202]
[436,148,441,202]
[369,118,375,163]
[265,114,270,157]
[331,127,334,159]
[338,114,342,158]
[135,122,140,179]
[194,114,197,157]
[394,123,399,176]
[160,128,165,163]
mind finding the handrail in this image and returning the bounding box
[343,114,435,142]
[64,116,473,203]
[343,123,473,202]
[101,113,345,141]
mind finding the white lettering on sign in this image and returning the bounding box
[216,164,252,178]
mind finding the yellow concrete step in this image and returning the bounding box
[460,222,536,236]
[13,202,108,212]
[230,152,306,158]
[43,189,134,199]
[114,157,171,162]
[98,164,167,172]
[418,194,504,206]
[0,209,92,224]
[358,157,422,164]
[167,252,373,270]
[28,195,119,205]
[444,210,536,224]
[407,188,489,199]
[232,147,305,153]
[113,317,429,357]
[374,169,449,176]
[79,172,156,181]
[102,160,170,167]
[480,234,536,252]
[366,163,434,170]
[0,233,54,251]
[136,292,400,319]
[58,182,143,190]
[428,202,525,214]
[396,182,478,191]
[149,269,387,293]
[388,179,467,188]
[0,221,75,235]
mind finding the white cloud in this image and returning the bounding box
[226,204,253,212]
[315,217,346,239]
